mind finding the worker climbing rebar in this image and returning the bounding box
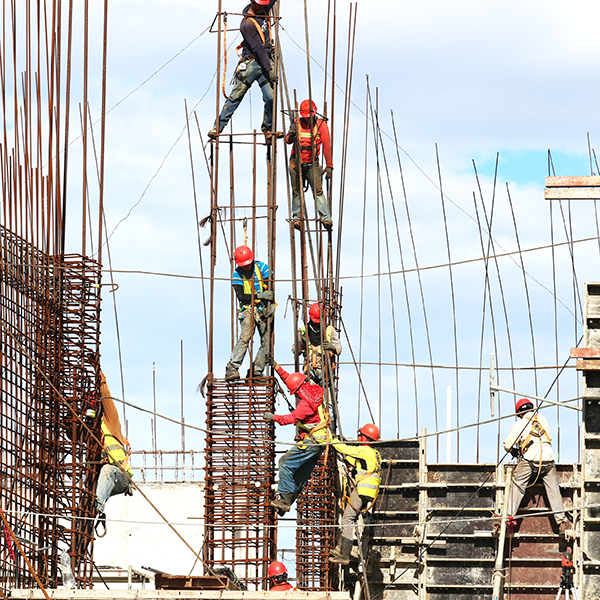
[225,245,274,381]
[208,0,283,141]
[286,100,334,230]
[292,302,342,386]
[95,372,134,537]
[329,423,381,565]
[263,360,331,515]
[498,398,571,534]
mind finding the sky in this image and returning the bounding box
[29,0,600,468]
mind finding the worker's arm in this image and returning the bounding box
[503,418,528,452]
[330,328,342,355]
[273,397,313,426]
[240,5,276,76]
[286,121,297,145]
[291,328,306,356]
[318,121,333,168]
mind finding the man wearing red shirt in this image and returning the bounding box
[286,99,333,230]
[264,363,331,514]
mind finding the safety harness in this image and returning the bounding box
[300,324,335,370]
[236,14,273,59]
[519,414,551,454]
[101,422,133,477]
[238,263,266,319]
[342,448,382,513]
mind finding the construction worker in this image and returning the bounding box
[267,561,294,591]
[292,302,342,386]
[502,398,570,533]
[95,372,133,535]
[329,424,381,565]
[225,245,274,381]
[264,361,331,514]
[286,100,333,230]
[208,0,281,140]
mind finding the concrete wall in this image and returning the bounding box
[93,482,205,581]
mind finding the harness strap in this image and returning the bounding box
[236,15,272,57]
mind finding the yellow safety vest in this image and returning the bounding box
[298,403,331,444]
[300,324,334,369]
[101,422,133,477]
[351,447,381,500]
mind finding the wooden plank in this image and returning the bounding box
[545,188,600,200]
[577,360,600,371]
[571,348,600,358]
[546,176,600,187]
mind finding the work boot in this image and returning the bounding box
[207,127,219,140]
[292,219,302,230]
[329,537,353,565]
[271,493,294,514]
[506,515,517,535]
[225,370,240,382]
[263,130,284,142]
[491,513,502,534]
[321,218,333,230]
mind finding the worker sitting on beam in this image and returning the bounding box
[225,245,274,381]
[329,423,381,565]
[264,360,331,515]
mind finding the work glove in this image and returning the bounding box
[287,127,296,144]
[257,290,274,301]
[268,69,278,84]
[324,166,333,180]
[322,340,336,352]
[263,411,274,421]
[264,353,275,367]
[510,446,521,459]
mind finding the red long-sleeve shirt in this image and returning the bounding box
[286,118,333,168]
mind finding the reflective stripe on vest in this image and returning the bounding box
[520,414,551,452]
[102,422,133,476]
[355,449,381,499]
[297,121,322,163]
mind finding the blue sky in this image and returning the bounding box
[39,0,600,467]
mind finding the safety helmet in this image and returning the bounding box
[515,398,534,414]
[252,0,271,5]
[268,561,287,578]
[299,99,317,119]
[283,372,307,395]
[308,302,322,323]
[358,423,380,442]
[234,246,254,267]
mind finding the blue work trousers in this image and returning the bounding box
[95,464,130,513]
[277,438,324,498]
[214,57,274,132]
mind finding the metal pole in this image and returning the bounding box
[446,385,452,463]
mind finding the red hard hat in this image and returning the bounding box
[234,246,254,267]
[359,423,380,441]
[308,303,322,323]
[283,372,307,395]
[300,99,317,119]
[252,0,271,5]
[516,398,534,413]
[268,561,287,577]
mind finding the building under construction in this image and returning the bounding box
[2,1,600,600]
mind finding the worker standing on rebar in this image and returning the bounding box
[225,245,274,381]
[292,302,342,386]
[286,100,333,230]
[502,398,570,533]
[267,561,295,591]
[95,371,133,536]
[329,424,381,565]
[264,361,331,514]
[208,0,281,141]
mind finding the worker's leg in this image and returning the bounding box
[541,461,568,523]
[226,312,254,376]
[289,159,302,219]
[95,464,130,513]
[259,72,274,132]
[507,459,533,517]
[341,487,364,539]
[253,313,270,376]
[214,60,261,132]
[291,440,324,498]
[306,163,331,221]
